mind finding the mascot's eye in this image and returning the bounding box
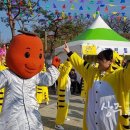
[24,52,30,58]
[39,54,42,59]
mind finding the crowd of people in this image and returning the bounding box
[0,31,130,130]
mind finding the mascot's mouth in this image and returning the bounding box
[25,64,37,73]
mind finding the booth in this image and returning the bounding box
[55,16,130,63]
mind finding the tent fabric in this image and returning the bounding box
[55,15,130,58]
[73,28,128,41]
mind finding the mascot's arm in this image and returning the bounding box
[36,65,59,86]
[68,52,93,80]
[0,71,8,89]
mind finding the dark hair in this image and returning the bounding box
[71,68,75,71]
[97,49,113,61]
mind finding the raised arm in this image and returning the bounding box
[36,65,60,86]
[59,60,72,78]
[64,42,93,80]
[36,56,60,86]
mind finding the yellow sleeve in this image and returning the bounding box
[59,61,72,78]
[69,52,94,80]
[104,64,130,91]
[57,61,72,92]
[123,64,130,91]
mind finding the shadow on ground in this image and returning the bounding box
[41,116,82,130]
[69,105,84,112]
[69,110,83,119]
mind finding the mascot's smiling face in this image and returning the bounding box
[6,34,44,79]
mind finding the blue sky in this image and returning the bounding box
[0,0,130,42]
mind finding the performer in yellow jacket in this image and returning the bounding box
[0,61,7,112]
[64,42,129,130]
[36,64,49,104]
[55,60,72,130]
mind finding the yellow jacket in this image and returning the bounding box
[68,52,129,130]
[56,61,72,125]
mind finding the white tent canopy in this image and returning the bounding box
[55,15,130,61]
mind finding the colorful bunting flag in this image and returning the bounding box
[79,6,83,10]
[20,0,23,6]
[93,13,96,19]
[124,16,127,22]
[89,0,94,4]
[109,0,114,2]
[37,1,39,6]
[70,0,73,3]
[87,7,91,10]
[55,10,59,15]
[80,0,84,3]
[86,14,90,19]
[121,12,125,16]
[45,4,50,10]
[104,6,108,12]
[121,5,126,10]
[97,0,102,4]
[100,4,105,7]
[120,0,125,3]
[70,4,75,10]
[109,4,115,7]
[103,14,108,19]
[61,11,66,18]
[15,0,130,22]
[68,16,72,20]
[53,3,57,8]
[68,12,71,16]
[74,13,78,19]
[28,0,31,6]
[96,11,100,15]
[112,12,118,15]
[117,16,121,21]
[62,4,66,9]
[80,13,84,18]
[96,6,100,11]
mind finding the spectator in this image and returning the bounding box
[69,69,77,94]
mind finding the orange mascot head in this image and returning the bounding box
[6,32,44,79]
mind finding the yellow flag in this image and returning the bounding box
[93,13,96,19]
[124,17,127,22]
[70,4,75,10]
[112,12,118,15]
[61,11,65,19]
[109,4,115,7]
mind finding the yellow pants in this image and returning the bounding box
[36,86,49,104]
[55,103,69,125]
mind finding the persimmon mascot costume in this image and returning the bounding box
[55,60,72,130]
[0,31,60,130]
[64,42,130,130]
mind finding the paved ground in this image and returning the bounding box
[39,94,84,130]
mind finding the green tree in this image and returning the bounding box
[0,0,47,39]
